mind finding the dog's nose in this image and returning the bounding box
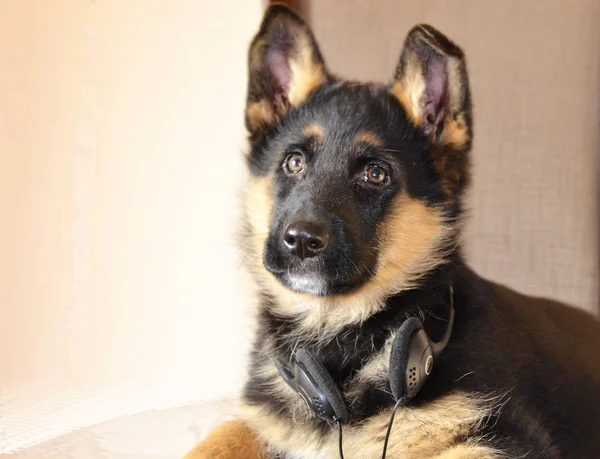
[283,221,330,259]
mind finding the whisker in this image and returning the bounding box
[379,148,404,154]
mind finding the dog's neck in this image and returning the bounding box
[259,257,460,360]
[257,252,462,346]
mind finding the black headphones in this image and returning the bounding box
[275,286,455,458]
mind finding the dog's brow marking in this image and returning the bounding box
[354,130,383,147]
[302,122,326,139]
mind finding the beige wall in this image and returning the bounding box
[308,0,600,314]
[1,0,262,451]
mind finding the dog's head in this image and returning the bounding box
[242,6,472,327]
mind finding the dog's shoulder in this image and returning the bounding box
[481,272,600,383]
[445,267,600,457]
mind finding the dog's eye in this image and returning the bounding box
[284,152,305,174]
[363,164,388,185]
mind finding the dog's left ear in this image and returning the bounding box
[392,25,472,195]
[245,5,328,143]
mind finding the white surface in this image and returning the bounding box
[9,400,236,459]
[1,0,262,454]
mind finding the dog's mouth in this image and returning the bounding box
[265,265,371,296]
[262,223,376,296]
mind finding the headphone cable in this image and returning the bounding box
[336,419,345,459]
[381,397,405,459]
[335,397,404,459]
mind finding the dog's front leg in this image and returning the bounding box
[182,420,270,459]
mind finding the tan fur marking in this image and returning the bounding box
[443,115,469,148]
[432,443,503,459]
[240,392,496,459]
[247,99,276,133]
[183,419,269,459]
[391,77,424,126]
[391,49,427,126]
[353,130,383,147]
[369,194,451,295]
[288,34,326,107]
[303,122,325,139]
[244,176,273,262]
[245,193,452,339]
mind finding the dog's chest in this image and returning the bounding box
[242,387,489,459]
[243,312,486,458]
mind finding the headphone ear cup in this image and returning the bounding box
[295,348,349,423]
[389,317,423,402]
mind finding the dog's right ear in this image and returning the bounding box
[245,5,328,143]
[391,24,472,197]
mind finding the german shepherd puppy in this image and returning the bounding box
[239,5,600,458]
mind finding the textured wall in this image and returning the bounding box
[307,0,600,313]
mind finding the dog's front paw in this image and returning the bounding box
[183,419,269,459]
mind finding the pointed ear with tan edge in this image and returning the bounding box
[245,5,328,143]
[392,25,472,196]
